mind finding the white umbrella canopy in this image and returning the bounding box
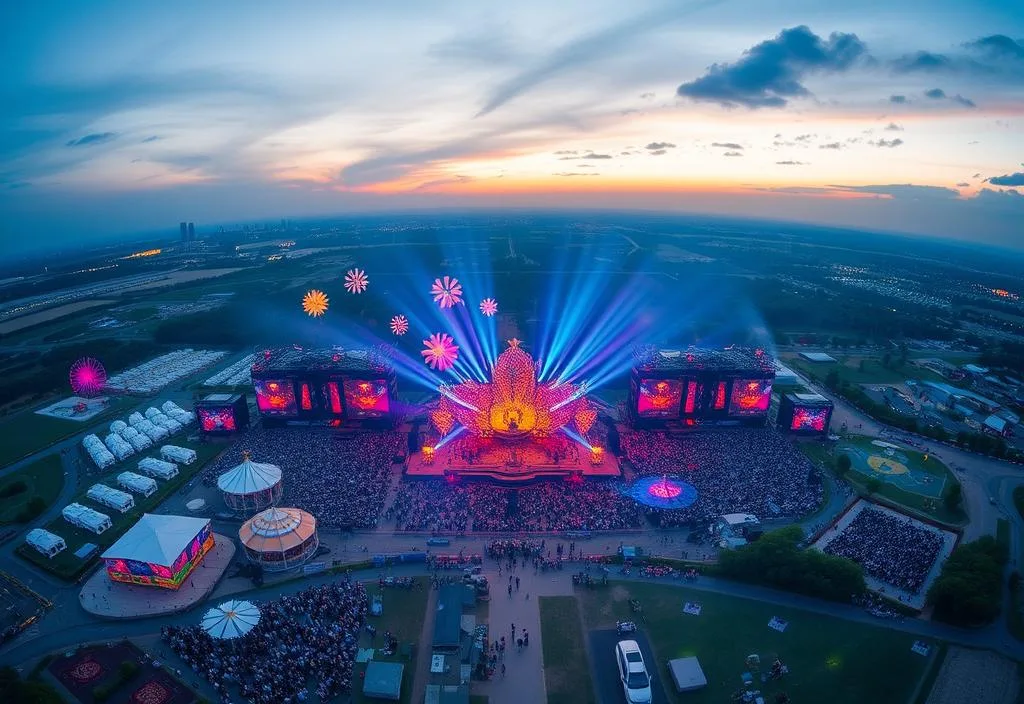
[201,600,261,640]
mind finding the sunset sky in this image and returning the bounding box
[2,0,1023,251]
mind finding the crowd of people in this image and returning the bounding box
[203,428,403,529]
[620,428,823,527]
[162,581,368,703]
[822,506,944,594]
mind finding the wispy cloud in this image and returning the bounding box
[66,132,118,147]
[711,142,743,149]
[990,172,1024,186]
[869,138,904,148]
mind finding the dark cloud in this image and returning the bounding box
[552,172,599,177]
[956,182,970,187]
[559,152,613,160]
[639,92,655,99]
[141,135,161,143]
[922,88,976,107]
[891,51,955,73]
[819,142,843,150]
[990,172,1024,186]
[889,94,908,104]
[645,142,676,150]
[884,123,904,131]
[711,142,743,149]
[676,25,868,108]
[924,88,946,99]
[869,138,904,148]
[649,149,667,156]
[794,134,815,142]
[828,183,959,199]
[776,160,805,165]
[723,151,743,157]
[952,94,976,108]
[965,35,1024,60]
[553,150,578,155]
[65,132,117,147]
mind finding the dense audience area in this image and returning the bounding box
[823,507,944,594]
[388,482,470,532]
[203,428,402,528]
[621,428,822,527]
[163,581,368,704]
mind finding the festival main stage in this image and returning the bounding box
[406,436,621,483]
[412,338,620,483]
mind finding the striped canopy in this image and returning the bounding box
[201,599,261,639]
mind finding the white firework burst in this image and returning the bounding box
[430,276,463,309]
[344,268,369,294]
[479,298,498,316]
[390,315,409,336]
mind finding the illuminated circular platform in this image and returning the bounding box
[623,476,698,510]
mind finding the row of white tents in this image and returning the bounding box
[83,401,197,469]
[105,349,227,394]
[203,354,255,387]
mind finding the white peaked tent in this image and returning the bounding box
[26,528,66,558]
[110,420,128,433]
[216,452,283,512]
[202,600,261,639]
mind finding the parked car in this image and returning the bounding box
[614,639,652,704]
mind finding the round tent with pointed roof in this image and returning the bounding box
[238,506,319,572]
[216,451,283,513]
[201,599,261,640]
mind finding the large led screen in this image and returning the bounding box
[790,406,830,432]
[728,379,773,416]
[198,406,236,432]
[254,380,297,415]
[344,379,391,418]
[637,379,683,417]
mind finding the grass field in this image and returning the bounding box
[784,354,946,388]
[0,454,65,524]
[803,436,966,526]
[577,581,933,704]
[0,396,139,468]
[350,577,430,704]
[540,596,595,704]
[16,441,225,580]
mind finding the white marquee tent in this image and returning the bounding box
[26,528,67,558]
[161,445,197,465]
[104,433,135,461]
[138,457,179,480]
[87,483,136,514]
[63,503,112,534]
[117,471,158,497]
[82,434,116,469]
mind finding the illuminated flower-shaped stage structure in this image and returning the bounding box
[433,339,593,439]
[413,339,616,482]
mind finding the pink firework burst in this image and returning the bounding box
[69,357,107,397]
[421,333,459,371]
[479,298,498,316]
[430,276,463,309]
[344,268,369,294]
[390,315,409,336]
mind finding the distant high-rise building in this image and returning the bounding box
[179,222,188,242]
[187,222,195,241]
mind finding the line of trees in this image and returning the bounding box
[717,525,866,603]
[927,536,1007,625]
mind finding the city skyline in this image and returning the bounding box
[2,0,1023,253]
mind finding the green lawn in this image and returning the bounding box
[784,354,946,387]
[540,596,594,704]
[577,581,934,704]
[0,396,139,469]
[808,436,966,526]
[350,577,430,704]
[0,454,65,524]
[16,442,225,581]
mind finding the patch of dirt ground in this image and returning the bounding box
[926,647,1018,704]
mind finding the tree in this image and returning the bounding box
[928,536,1007,625]
[835,453,852,476]
[944,483,963,512]
[882,352,892,368]
[825,369,840,389]
[865,478,883,495]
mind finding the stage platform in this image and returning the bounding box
[78,533,235,619]
[406,437,621,483]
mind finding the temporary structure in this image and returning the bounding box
[104,433,135,461]
[62,503,112,534]
[117,471,158,497]
[87,483,136,514]
[26,528,67,558]
[82,434,116,469]
[201,600,261,639]
[161,445,197,465]
[239,507,319,572]
[102,514,214,589]
[217,452,283,512]
[138,457,179,480]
